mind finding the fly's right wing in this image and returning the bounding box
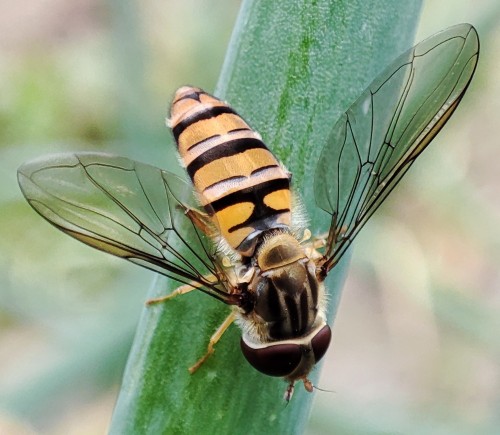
[18,153,235,304]
[314,24,479,273]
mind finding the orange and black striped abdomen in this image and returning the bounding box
[169,86,291,256]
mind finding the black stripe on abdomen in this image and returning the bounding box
[207,177,290,215]
[173,89,203,104]
[186,137,268,179]
[172,105,237,142]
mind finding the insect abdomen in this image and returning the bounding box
[170,86,291,256]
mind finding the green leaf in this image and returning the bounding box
[109,0,423,433]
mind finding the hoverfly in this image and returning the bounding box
[17,24,479,401]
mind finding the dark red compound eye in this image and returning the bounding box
[240,340,302,377]
[311,325,331,362]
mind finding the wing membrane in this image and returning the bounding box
[314,24,479,271]
[18,153,232,303]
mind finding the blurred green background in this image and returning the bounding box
[0,1,499,434]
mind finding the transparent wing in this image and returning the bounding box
[18,152,235,304]
[314,24,479,272]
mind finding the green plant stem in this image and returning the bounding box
[109,1,422,433]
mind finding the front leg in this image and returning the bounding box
[189,311,236,373]
[146,273,219,305]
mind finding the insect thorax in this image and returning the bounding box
[241,231,326,343]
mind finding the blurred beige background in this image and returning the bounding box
[0,1,498,434]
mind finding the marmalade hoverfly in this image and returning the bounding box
[18,24,479,401]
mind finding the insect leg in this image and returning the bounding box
[323,212,339,260]
[188,311,236,374]
[284,377,313,402]
[311,234,327,249]
[183,206,215,237]
[299,227,328,261]
[318,213,348,275]
[146,273,219,305]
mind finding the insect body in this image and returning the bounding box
[169,86,331,398]
[17,24,479,401]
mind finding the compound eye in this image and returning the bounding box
[311,325,331,362]
[240,340,302,377]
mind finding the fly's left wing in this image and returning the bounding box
[18,153,234,304]
[314,24,479,273]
